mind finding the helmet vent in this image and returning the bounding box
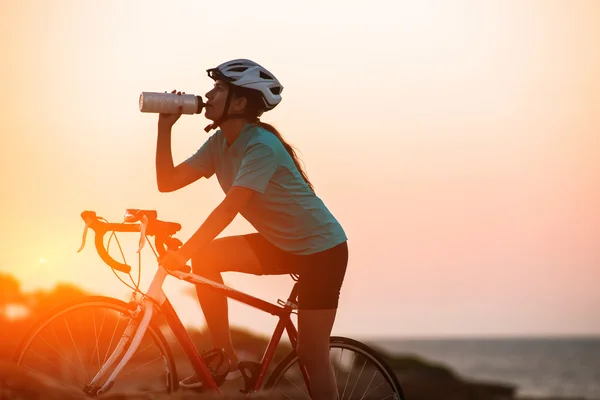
[260,71,274,80]
[229,66,248,72]
[270,86,282,95]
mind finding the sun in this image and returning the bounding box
[5,304,30,320]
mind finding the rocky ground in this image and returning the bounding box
[0,359,592,400]
[386,353,590,400]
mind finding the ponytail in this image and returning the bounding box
[255,122,315,192]
[229,86,314,191]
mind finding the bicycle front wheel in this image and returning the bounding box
[266,336,405,400]
[14,296,177,396]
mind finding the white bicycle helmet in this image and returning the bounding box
[207,59,283,111]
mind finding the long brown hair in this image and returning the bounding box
[255,121,314,192]
[231,86,315,192]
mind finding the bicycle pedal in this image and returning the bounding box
[237,361,261,394]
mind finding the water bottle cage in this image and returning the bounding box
[277,299,298,313]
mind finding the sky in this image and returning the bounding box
[1,0,599,339]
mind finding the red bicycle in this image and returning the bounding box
[14,209,404,399]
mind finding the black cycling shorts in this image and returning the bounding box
[243,234,348,310]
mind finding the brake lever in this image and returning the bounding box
[137,214,149,253]
[77,222,90,253]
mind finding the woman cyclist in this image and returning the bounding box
[156,59,348,400]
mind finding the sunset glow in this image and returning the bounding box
[1,0,598,339]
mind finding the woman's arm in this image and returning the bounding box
[156,123,206,192]
[162,186,256,268]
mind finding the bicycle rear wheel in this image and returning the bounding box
[13,296,177,396]
[266,336,405,400]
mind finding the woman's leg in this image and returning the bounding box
[297,309,339,400]
[190,235,265,363]
[295,241,348,400]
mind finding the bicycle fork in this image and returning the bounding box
[85,268,169,396]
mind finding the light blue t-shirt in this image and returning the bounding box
[184,123,347,255]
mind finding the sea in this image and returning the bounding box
[366,336,600,399]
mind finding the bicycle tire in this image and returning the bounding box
[13,296,178,396]
[265,336,405,400]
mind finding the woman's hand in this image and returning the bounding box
[158,249,189,271]
[158,90,184,129]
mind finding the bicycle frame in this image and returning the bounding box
[90,264,307,395]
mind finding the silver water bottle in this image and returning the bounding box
[139,92,205,114]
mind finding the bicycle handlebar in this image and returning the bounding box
[78,210,186,274]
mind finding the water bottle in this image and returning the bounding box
[139,92,205,114]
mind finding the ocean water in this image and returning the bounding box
[367,337,600,399]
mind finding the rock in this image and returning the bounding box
[382,352,517,400]
[399,376,516,400]
[517,397,590,400]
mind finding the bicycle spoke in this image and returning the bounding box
[76,310,90,382]
[357,369,377,400]
[269,340,403,400]
[282,365,311,399]
[16,299,175,397]
[119,355,163,378]
[28,348,85,387]
[38,334,85,376]
[63,316,87,376]
[48,324,81,372]
[341,351,357,400]
[21,364,78,388]
[361,377,387,400]
[90,308,104,371]
[137,371,168,383]
[279,390,297,400]
[29,348,62,370]
[334,348,344,383]
[88,312,97,372]
[347,359,368,400]
[102,312,123,364]
[132,342,154,359]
